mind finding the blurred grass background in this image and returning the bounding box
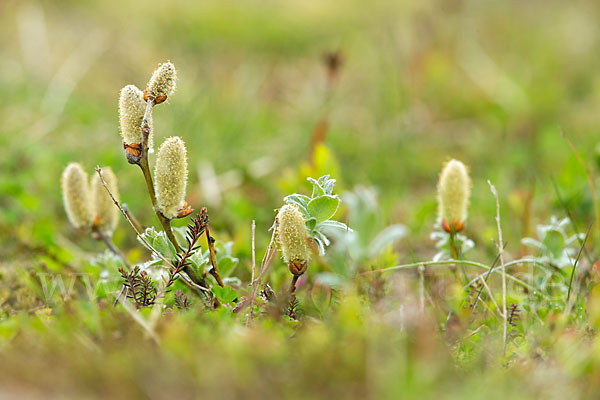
[2,0,600,397]
[2,0,600,253]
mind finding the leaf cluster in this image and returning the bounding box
[284,175,351,255]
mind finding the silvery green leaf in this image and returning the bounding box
[369,224,407,256]
[314,272,344,288]
[313,236,326,256]
[306,217,317,232]
[315,230,331,247]
[307,177,325,197]
[521,237,544,250]
[317,174,331,186]
[284,194,311,216]
[307,195,340,224]
[317,220,353,232]
[322,178,336,195]
[223,277,242,287]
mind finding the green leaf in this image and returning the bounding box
[317,220,352,232]
[313,236,326,256]
[311,282,332,315]
[152,232,177,260]
[284,193,310,209]
[217,256,238,277]
[306,217,317,232]
[307,177,325,197]
[212,286,238,304]
[317,174,331,186]
[308,195,340,224]
[543,230,565,259]
[139,228,177,260]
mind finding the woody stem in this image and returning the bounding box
[138,99,180,252]
[289,275,300,293]
[205,224,224,287]
[137,99,208,291]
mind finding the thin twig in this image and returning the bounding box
[205,219,224,287]
[488,180,507,356]
[246,220,279,326]
[92,226,130,269]
[551,177,594,267]
[560,127,600,238]
[470,243,506,314]
[95,167,175,269]
[418,265,425,315]
[289,275,300,293]
[479,276,501,316]
[566,224,591,305]
[122,203,145,232]
[361,258,540,294]
[246,220,257,327]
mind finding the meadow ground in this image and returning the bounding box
[2,0,600,398]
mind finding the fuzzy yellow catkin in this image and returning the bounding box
[91,167,119,236]
[146,62,177,101]
[119,84,153,150]
[277,204,310,269]
[154,137,188,219]
[437,159,471,232]
[61,163,93,229]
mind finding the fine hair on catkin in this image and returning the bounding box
[62,163,94,229]
[146,62,177,101]
[277,204,310,266]
[437,159,471,231]
[154,136,188,219]
[119,84,153,150]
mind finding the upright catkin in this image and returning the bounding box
[277,204,310,275]
[119,84,153,150]
[91,167,119,236]
[146,62,177,103]
[154,137,188,219]
[437,159,471,232]
[61,163,93,229]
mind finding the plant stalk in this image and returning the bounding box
[92,226,130,269]
[135,99,209,291]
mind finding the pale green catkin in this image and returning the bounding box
[277,204,310,266]
[118,84,153,150]
[146,62,177,100]
[154,136,188,219]
[437,159,471,230]
[61,163,93,229]
[91,167,119,236]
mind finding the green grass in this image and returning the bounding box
[2,0,600,398]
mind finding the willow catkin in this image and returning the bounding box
[154,137,188,219]
[277,204,310,275]
[91,167,119,236]
[61,163,93,229]
[146,62,177,103]
[437,159,471,232]
[119,84,153,150]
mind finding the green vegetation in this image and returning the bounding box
[2,0,600,398]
